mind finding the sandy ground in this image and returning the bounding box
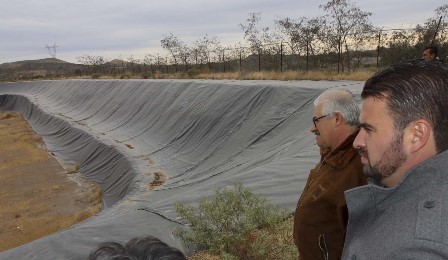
[0,111,102,252]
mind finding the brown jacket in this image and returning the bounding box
[294,132,367,260]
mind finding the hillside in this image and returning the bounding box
[0,58,83,81]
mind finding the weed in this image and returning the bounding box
[91,73,101,79]
[186,69,200,77]
[173,182,297,259]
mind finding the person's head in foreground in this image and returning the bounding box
[311,88,360,152]
[422,45,438,61]
[89,235,187,260]
[353,59,448,187]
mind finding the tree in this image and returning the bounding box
[127,55,142,73]
[430,4,448,44]
[415,4,448,46]
[227,42,251,71]
[275,16,324,69]
[161,33,188,72]
[192,34,222,68]
[76,55,107,74]
[143,54,156,73]
[319,0,374,72]
[239,12,264,54]
[380,29,417,65]
[240,12,283,71]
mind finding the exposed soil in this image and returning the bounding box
[0,111,102,252]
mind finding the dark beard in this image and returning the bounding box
[359,136,407,184]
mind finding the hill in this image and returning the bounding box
[0,58,83,81]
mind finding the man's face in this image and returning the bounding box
[310,104,334,150]
[353,97,407,184]
[422,49,435,61]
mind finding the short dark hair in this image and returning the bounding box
[424,45,438,57]
[362,59,448,153]
[89,235,187,260]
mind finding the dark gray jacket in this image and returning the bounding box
[342,150,448,260]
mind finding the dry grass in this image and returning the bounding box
[197,68,378,81]
[63,68,379,81]
[188,252,221,260]
[187,217,297,260]
[0,111,102,253]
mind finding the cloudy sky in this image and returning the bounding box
[1,0,445,64]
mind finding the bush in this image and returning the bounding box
[119,73,132,79]
[141,72,152,79]
[90,73,101,79]
[186,69,200,77]
[173,182,297,259]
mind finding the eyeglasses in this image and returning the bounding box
[312,114,330,127]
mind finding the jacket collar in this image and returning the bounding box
[351,149,448,212]
[320,131,359,170]
[376,148,448,189]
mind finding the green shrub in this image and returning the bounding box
[173,182,297,259]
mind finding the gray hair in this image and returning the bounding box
[314,88,360,126]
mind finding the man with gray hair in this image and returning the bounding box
[294,88,367,260]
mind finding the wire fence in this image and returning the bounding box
[1,27,447,81]
[75,27,447,77]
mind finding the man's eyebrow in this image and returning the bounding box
[359,122,375,130]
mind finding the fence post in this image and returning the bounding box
[280,42,283,72]
[306,41,310,71]
[223,50,226,73]
[345,44,350,72]
[431,16,443,45]
[377,30,382,67]
[239,50,242,72]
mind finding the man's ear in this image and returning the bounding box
[406,120,432,153]
[334,112,344,126]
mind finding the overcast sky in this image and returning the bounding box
[1,0,445,64]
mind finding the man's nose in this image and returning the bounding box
[353,130,365,148]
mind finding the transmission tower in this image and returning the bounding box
[44,43,59,59]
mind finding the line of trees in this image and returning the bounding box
[76,0,447,75]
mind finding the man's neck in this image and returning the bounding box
[329,126,358,152]
[382,143,438,188]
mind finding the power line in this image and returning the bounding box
[0,51,48,61]
[45,43,59,59]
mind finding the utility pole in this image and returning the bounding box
[44,43,59,59]
[377,29,382,68]
[430,16,443,45]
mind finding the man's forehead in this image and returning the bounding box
[314,103,324,114]
[359,97,391,122]
[361,97,384,113]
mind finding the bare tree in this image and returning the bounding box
[143,53,169,74]
[239,12,264,54]
[161,33,188,72]
[192,34,222,68]
[227,42,250,71]
[415,4,448,45]
[143,54,156,73]
[76,55,107,73]
[319,0,374,72]
[275,16,324,69]
[380,29,417,65]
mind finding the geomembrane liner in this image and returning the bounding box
[0,79,363,259]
